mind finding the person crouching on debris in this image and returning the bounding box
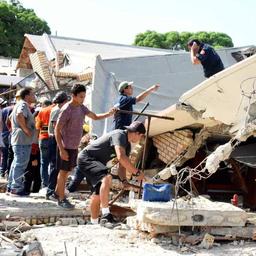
[77,121,145,225]
[187,39,224,78]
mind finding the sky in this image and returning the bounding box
[20,0,256,47]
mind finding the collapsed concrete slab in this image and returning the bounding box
[132,196,247,227]
[0,193,88,223]
[180,54,256,134]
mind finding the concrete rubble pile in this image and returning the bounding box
[1,35,256,254]
[123,52,256,246]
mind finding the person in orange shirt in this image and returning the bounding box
[35,99,53,190]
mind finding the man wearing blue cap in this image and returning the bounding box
[113,81,159,130]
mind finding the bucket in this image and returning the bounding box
[142,183,172,202]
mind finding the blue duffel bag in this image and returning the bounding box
[142,183,172,202]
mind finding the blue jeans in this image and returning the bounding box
[46,137,58,196]
[39,138,50,187]
[8,145,31,192]
[0,136,9,175]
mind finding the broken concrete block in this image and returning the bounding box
[135,196,247,227]
[0,220,31,231]
[126,216,178,234]
[199,233,215,249]
[209,226,256,239]
[55,218,78,226]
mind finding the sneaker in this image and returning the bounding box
[46,192,59,201]
[10,189,30,197]
[38,187,48,196]
[100,213,116,225]
[57,198,75,209]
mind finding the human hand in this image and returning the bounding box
[24,128,32,137]
[121,179,130,189]
[191,42,198,51]
[134,171,145,181]
[60,149,69,161]
[151,84,160,92]
[32,159,38,166]
[108,107,118,116]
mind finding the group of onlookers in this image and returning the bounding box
[0,39,224,224]
[0,81,158,225]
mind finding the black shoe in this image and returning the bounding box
[5,187,11,195]
[57,198,74,209]
[100,213,116,225]
[46,192,59,201]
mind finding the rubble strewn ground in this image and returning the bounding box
[1,183,256,255]
[20,225,256,256]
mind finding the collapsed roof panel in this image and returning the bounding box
[180,54,256,133]
[148,103,221,137]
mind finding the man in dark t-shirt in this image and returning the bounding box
[113,81,159,130]
[77,121,146,225]
[188,39,224,78]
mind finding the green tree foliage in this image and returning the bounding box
[134,30,166,49]
[134,31,233,50]
[0,0,51,57]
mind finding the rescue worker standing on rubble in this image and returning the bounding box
[77,121,145,225]
[113,81,160,130]
[54,84,116,209]
[187,39,224,78]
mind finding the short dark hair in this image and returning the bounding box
[42,99,52,106]
[53,91,69,104]
[187,39,201,47]
[71,84,86,96]
[19,87,33,100]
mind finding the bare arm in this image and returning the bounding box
[86,107,116,120]
[16,113,32,137]
[115,145,144,181]
[190,42,201,65]
[136,84,160,103]
[54,121,69,161]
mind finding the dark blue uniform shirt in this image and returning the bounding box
[113,94,136,130]
[196,43,224,78]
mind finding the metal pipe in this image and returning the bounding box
[117,109,174,121]
[133,102,149,122]
[138,116,151,198]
